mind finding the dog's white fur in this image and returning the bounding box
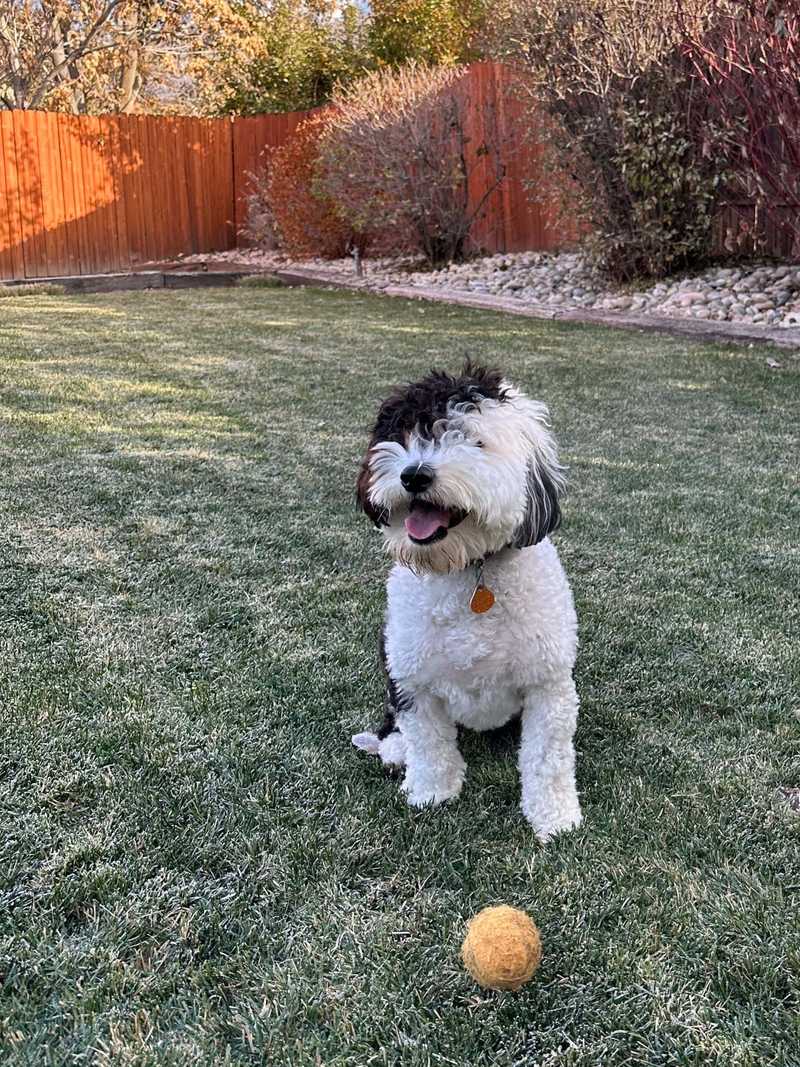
[353,378,582,841]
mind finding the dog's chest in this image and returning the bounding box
[384,543,577,708]
[387,562,535,687]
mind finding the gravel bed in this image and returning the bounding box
[183,249,800,328]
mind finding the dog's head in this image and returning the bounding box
[356,362,565,573]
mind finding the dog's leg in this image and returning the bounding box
[351,623,411,768]
[399,696,465,808]
[352,660,409,767]
[519,677,582,841]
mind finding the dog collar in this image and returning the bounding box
[470,557,495,614]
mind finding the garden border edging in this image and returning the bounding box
[275,268,800,351]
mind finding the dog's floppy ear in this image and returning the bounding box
[512,460,563,548]
[509,395,565,548]
[356,449,389,527]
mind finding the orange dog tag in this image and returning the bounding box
[470,585,495,614]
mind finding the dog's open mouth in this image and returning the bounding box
[405,500,465,545]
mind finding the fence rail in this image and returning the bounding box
[0,63,788,281]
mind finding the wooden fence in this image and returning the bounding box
[466,63,568,254]
[0,62,783,281]
[0,63,572,281]
[0,108,313,280]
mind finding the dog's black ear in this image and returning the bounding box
[512,462,562,548]
[356,451,388,527]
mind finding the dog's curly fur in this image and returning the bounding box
[352,362,582,840]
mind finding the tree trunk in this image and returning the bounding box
[1,35,28,108]
[119,47,140,112]
[48,15,86,112]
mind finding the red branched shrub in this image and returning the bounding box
[681,0,800,258]
[246,110,354,258]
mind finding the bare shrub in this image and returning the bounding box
[316,63,509,266]
[239,165,281,250]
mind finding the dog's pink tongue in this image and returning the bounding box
[405,506,450,540]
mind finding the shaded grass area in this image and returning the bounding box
[0,287,798,1065]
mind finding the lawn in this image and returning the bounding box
[0,285,798,1066]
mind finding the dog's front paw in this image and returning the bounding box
[402,762,465,808]
[522,794,582,842]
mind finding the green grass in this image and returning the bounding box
[235,274,286,289]
[0,287,798,1066]
[0,282,65,300]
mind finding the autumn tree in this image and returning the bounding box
[367,0,489,66]
[213,0,367,115]
[1,0,489,116]
[0,0,256,113]
[213,0,490,115]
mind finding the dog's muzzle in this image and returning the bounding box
[400,463,434,494]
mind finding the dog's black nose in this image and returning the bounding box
[400,463,434,494]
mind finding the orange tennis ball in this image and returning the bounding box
[461,905,542,991]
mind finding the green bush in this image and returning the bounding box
[582,98,727,280]
[494,0,727,281]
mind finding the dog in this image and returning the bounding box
[351,362,582,841]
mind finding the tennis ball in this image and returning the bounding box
[461,905,542,991]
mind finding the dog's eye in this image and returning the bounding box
[475,440,485,449]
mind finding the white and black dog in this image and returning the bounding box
[352,362,582,841]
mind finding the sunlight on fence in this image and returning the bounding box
[0,64,599,281]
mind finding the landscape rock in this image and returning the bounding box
[182,247,800,329]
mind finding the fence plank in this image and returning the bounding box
[36,112,67,275]
[218,118,236,250]
[232,116,256,242]
[93,115,116,273]
[78,116,101,273]
[208,119,223,250]
[199,120,214,252]
[164,116,188,260]
[107,116,131,272]
[140,116,162,264]
[98,116,122,272]
[55,114,82,275]
[173,118,194,257]
[95,115,120,273]
[126,116,148,265]
[13,111,48,278]
[0,112,25,280]
[184,118,203,253]
[65,116,90,274]
[0,119,14,280]
[130,116,151,264]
